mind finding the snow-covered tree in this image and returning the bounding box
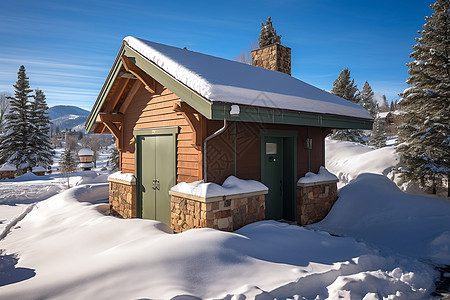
[59,148,77,188]
[108,146,119,171]
[329,68,367,144]
[30,89,54,168]
[358,81,378,117]
[0,66,33,174]
[258,16,282,48]
[331,68,358,103]
[368,116,387,148]
[397,0,450,194]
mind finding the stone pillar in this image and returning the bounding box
[108,176,137,219]
[297,179,338,225]
[251,44,291,75]
[169,191,267,233]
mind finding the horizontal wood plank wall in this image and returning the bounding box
[120,83,201,183]
[206,120,327,184]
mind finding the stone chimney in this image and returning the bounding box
[251,44,291,75]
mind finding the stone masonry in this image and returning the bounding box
[109,179,137,219]
[251,43,291,75]
[170,191,266,233]
[297,180,338,225]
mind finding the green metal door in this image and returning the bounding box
[139,134,175,225]
[141,136,156,219]
[262,137,284,220]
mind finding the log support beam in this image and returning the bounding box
[173,102,203,150]
[99,113,124,150]
[121,56,156,94]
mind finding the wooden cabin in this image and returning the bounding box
[85,37,372,232]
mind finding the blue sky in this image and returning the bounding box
[0,0,433,110]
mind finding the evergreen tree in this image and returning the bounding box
[397,0,450,194]
[0,66,33,174]
[369,116,387,148]
[30,89,54,168]
[390,101,395,111]
[330,68,358,103]
[329,68,367,144]
[258,16,282,47]
[358,81,378,117]
[108,147,120,171]
[59,148,77,188]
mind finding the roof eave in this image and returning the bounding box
[210,103,373,129]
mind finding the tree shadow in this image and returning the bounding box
[0,252,35,287]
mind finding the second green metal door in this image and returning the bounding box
[263,137,284,220]
[140,134,175,225]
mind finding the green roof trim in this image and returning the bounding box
[86,42,372,133]
[85,44,126,133]
[211,104,373,129]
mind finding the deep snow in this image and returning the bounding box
[0,140,449,299]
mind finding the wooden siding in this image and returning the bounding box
[119,82,202,183]
[206,120,328,185]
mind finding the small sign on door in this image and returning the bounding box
[266,142,277,154]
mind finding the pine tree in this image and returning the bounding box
[358,81,378,117]
[108,147,120,171]
[258,16,282,48]
[0,66,33,174]
[329,68,367,144]
[59,148,77,188]
[331,68,358,103]
[369,116,387,148]
[397,0,450,194]
[390,101,395,111]
[30,89,54,168]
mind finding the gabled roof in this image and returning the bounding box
[86,37,372,133]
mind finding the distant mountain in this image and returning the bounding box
[47,105,90,131]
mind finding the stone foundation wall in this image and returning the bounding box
[297,180,338,225]
[170,191,266,233]
[109,180,137,219]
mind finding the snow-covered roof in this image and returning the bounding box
[124,37,372,120]
[0,163,16,171]
[377,112,391,119]
[32,166,47,172]
[78,148,94,156]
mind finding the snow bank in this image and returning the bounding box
[108,171,136,184]
[326,139,399,187]
[171,176,268,198]
[311,173,450,265]
[0,186,435,299]
[298,166,338,184]
[0,163,16,171]
[124,37,372,120]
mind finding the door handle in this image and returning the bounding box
[155,179,160,190]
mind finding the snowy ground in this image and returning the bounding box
[0,140,449,299]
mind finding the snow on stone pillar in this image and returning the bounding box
[297,167,339,225]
